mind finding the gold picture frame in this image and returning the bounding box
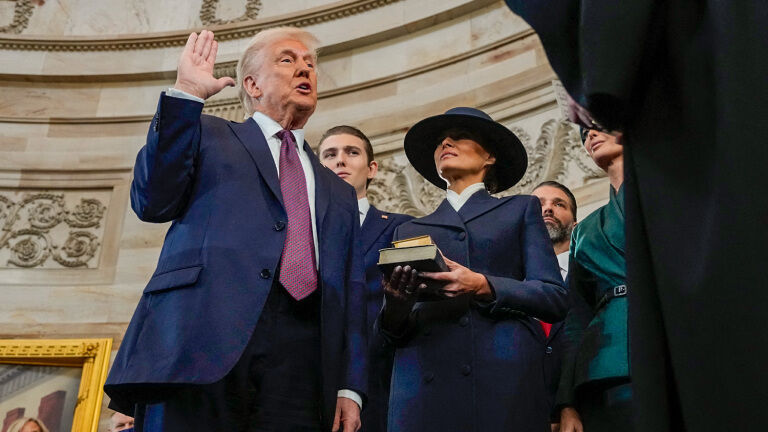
[0,338,112,432]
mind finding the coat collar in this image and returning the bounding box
[412,189,508,229]
[412,199,465,230]
[307,145,331,234]
[228,119,331,232]
[228,118,283,206]
[457,189,507,223]
[361,205,394,254]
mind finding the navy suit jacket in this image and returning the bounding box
[381,191,567,432]
[104,94,368,427]
[359,205,413,432]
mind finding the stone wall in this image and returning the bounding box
[0,1,609,429]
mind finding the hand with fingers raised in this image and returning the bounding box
[420,255,493,301]
[380,265,425,333]
[174,30,236,100]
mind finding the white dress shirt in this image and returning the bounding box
[358,197,370,226]
[166,88,361,409]
[446,182,486,212]
[557,250,570,281]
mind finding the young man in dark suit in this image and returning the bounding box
[104,28,367,432]
[318,126,413,432]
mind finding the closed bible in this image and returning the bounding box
[378,238,449,300]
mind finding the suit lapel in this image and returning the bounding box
[228,119,283,206]
[361,205,393,254]
[306,141,331,238]
[412,199,465,231]
[458,189,507,223]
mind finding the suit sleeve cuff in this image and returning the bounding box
[166,87,205,104]
[337,389,363,410]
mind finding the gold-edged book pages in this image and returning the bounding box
[391,235,434,248]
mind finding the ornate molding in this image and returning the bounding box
[201,30,537,120]
[0,0,39,35]
[200,0,262,26]
[0,341,101,358]
[0,0,403,51]
[0,191,106,269]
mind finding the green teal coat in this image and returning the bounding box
[556,185,627,408]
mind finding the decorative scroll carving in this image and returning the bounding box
[369,117,606,215]
[0,192,106,268]
[200,0,262,26]
[0,0,43,34]
[368,158,443,217]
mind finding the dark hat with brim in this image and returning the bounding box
[404,107,528,192]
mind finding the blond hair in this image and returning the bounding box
[236,27,320,116]
[6,418,50,432]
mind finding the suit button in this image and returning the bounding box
[458,232,466,241]
[461,365,472,376]
[459,316,469,327]
[260,269,271,279]
[274,221,285,231]
[546,346,553,355]
[424,372,435,383]
[423,328,431,336]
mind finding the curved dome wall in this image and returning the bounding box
[0,0,609,426]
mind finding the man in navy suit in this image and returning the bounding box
[532,181,577,431]
[318,126,413,432]
[104,28,367,432]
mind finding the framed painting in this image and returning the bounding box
[0,339,112,432]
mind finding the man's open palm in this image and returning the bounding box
[174,30,236,100]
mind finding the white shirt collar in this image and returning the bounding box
[556,250,570,280]
[358,197,370,226]
[251,111,305,148]
[446,183,486,211]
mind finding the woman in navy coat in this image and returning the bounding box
[378,107,568,432]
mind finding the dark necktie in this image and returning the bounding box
[276,129,317,300]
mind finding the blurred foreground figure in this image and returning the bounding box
[505,2,768,430]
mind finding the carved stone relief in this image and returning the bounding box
[0,0,43,34]
[200,0,262,26]
[369,117,605,216]
[0,190,108,269]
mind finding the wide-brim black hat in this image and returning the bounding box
[403,107,528,192]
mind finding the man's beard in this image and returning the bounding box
[545,219,573,244]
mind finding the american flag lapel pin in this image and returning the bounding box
[381,215,389,219]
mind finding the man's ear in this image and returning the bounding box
[484,155,497,167]
[243,75,262,99]
[367,160,379,180]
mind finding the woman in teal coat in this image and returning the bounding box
[378,108,567,432]
[556,128,630,432]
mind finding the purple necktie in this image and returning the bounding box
[276,129,317,300]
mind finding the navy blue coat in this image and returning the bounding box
[381,191,567,432]
[104,94,368,429]
[360,205,413,432]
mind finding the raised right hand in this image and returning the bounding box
[174,30,236,100]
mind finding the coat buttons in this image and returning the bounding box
[260,269,271,279]
[461,365,472,376]
[274,221,286,231]
[423,328,431,336]
[546,346,553,355]
[424,372,435,383]
[459,316,469,327]
[458,232,466,241]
